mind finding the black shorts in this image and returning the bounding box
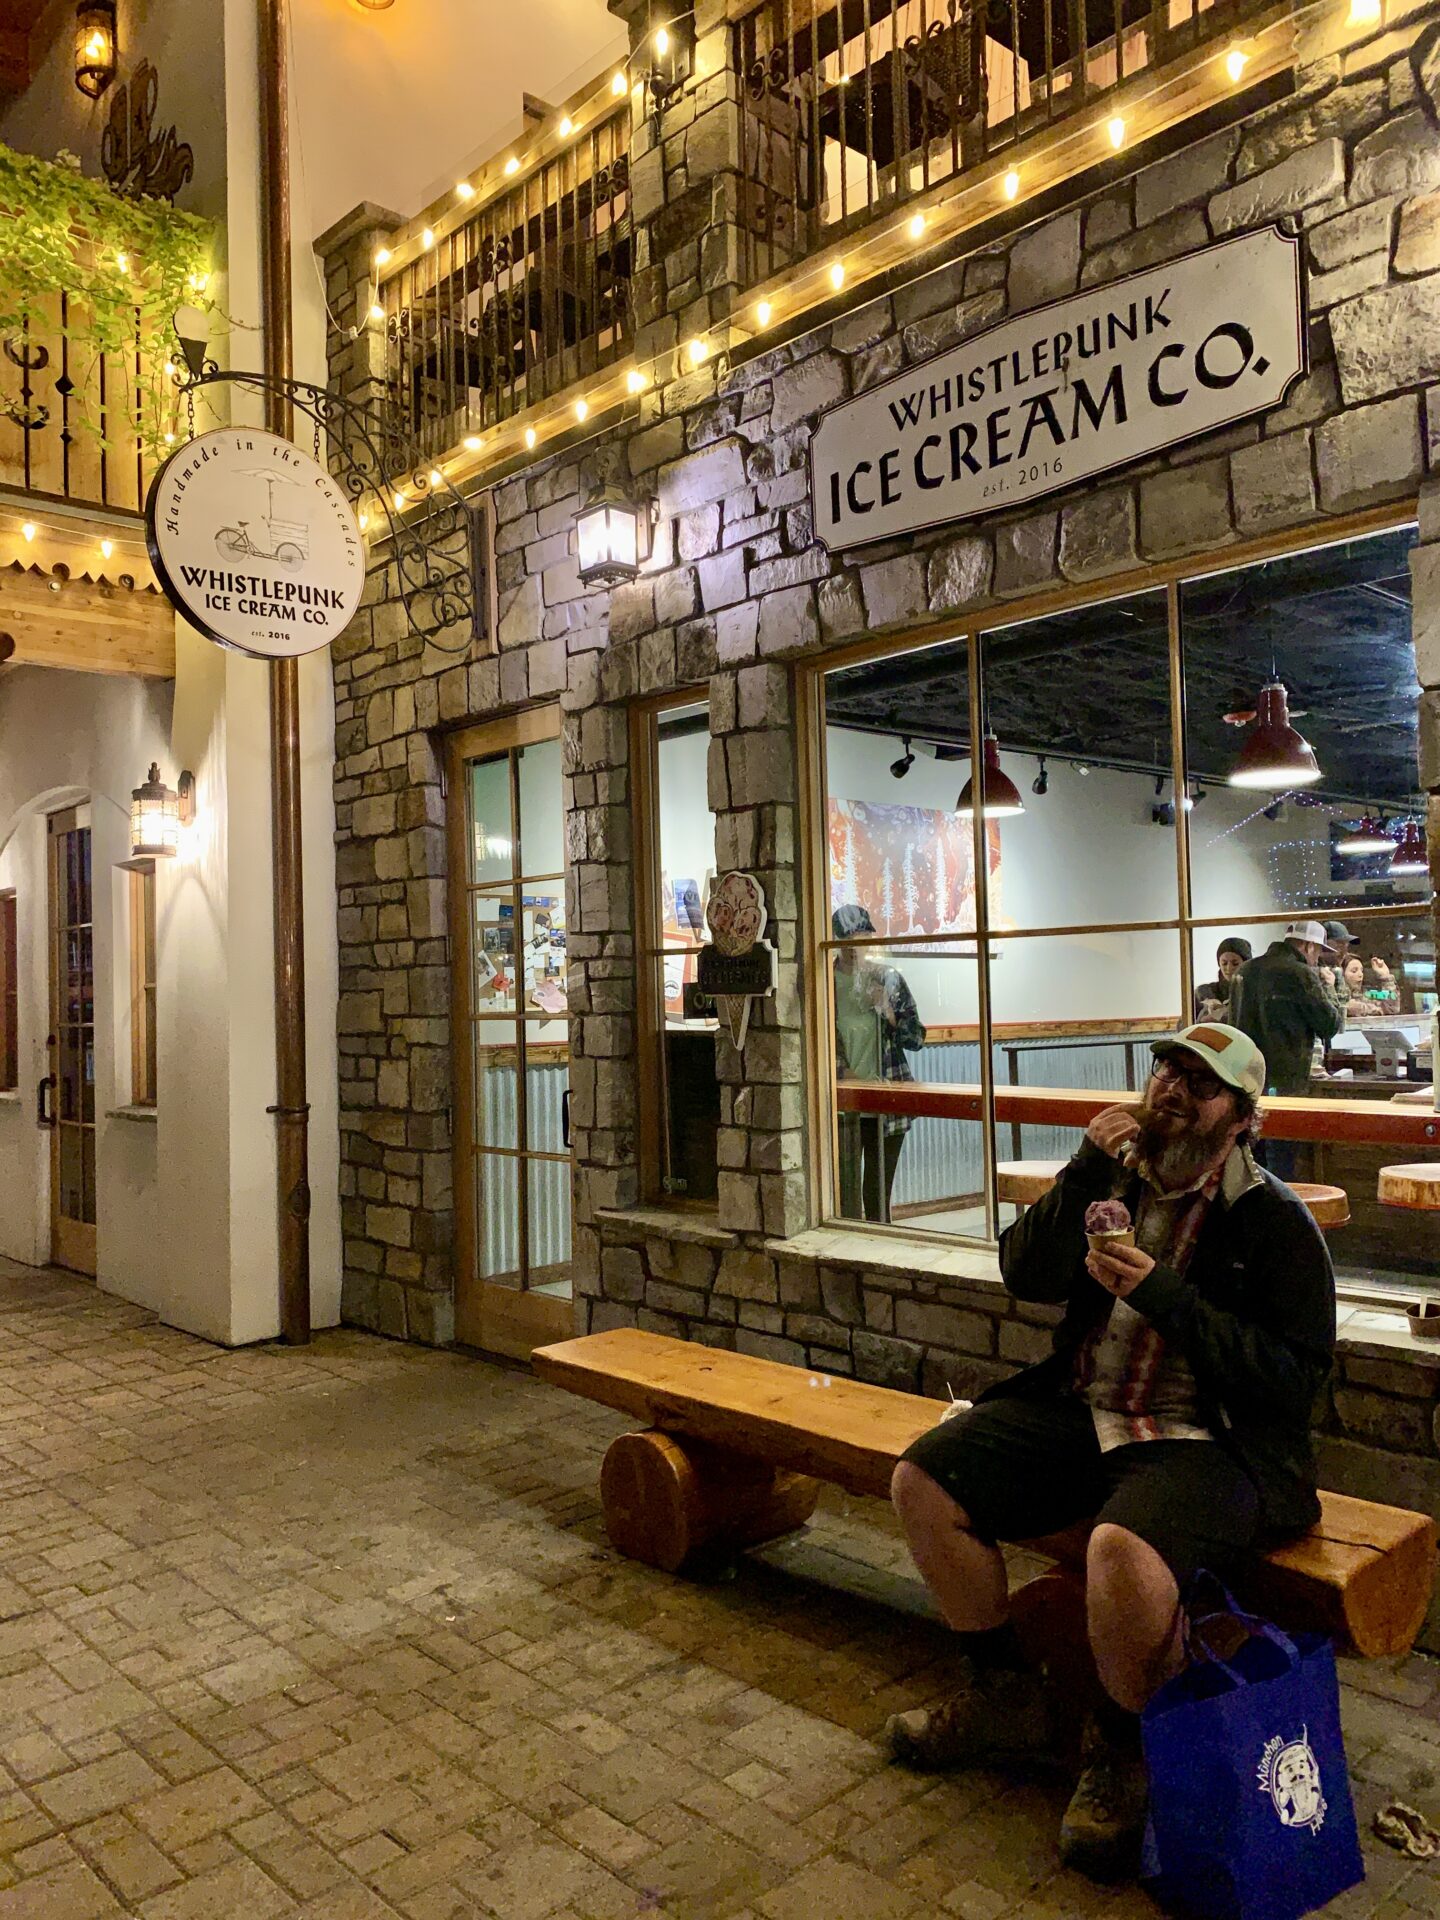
[902,1394,1261,1587]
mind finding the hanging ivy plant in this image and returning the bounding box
[0,140,214,457]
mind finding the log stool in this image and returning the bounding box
[1377,1164,1440,1212]
[598,1429,820,1573]
[1286,1182,1350,1230]
[995,1160,1065,1209]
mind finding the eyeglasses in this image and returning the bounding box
[1151,1056,1227,1102]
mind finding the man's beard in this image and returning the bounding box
[1133,1099,1238,1188]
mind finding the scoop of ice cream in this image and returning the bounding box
[1085,1199,1132,1235]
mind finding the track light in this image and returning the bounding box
[890,738,915,780]
[1031,758,1049,796]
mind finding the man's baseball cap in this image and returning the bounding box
[1325,920,1359,947]
[1152,1022,1267,1099]
[1285,919,1337,954]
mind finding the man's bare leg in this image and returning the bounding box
[890,1461,1009,1631]
[1085,1522,1184,1711]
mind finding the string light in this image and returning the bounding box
[1003,168,1020,200]
[464,434,482,451]
[504,156,519,176]
[907,213,925,240]
[1223,45,1249,82]
[115,250,129,273]
[164,431,175,445]
[525,427,537,449]
[559,116,574,137]
[626,369,647,393]
[456,180,474,199]
[359,509,370,531]
[375,247,392,267]
[187,271,208,292]
[21,522,36,541]
[655,26,670,53]
[393,490,406,509]
[100,539,114,560]
[1347,0,1381,21]
[1107,116,1126,148]
[756,299,772,325]
[368,303,384,322]
[421,227,435,249]
[687,337,708,366]
[429,468,443,486]
[612,70,627,95]
[574,399,589,421]
[829,261,846,290]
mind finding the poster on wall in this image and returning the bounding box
[811,225,1304,550]
[145,426,364,657]
[828,797,999,946]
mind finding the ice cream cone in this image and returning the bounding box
[1087,1227,1135,1254]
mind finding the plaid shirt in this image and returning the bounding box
[1075,1144,1260,1451]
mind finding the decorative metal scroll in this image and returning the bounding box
[174,363,483,653]
[102,61,195,203]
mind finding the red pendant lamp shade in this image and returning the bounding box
[1227,681,1322,790]
[1336,816,1393,856]
[1389,817,1428,876]
[957,735,1025,818]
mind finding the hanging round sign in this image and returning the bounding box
[145,426,364,658]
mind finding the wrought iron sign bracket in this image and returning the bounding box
[172,362,483,653]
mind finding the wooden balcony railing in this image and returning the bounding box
[0,292,162,516]
[377,97,632,460]
[734,0,1273,288]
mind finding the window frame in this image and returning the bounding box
[0,890,16,1093]
[128,863,157,1107]
[632,686,718,1209]
[803,502,1426,1258]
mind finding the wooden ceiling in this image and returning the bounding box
[0,509,176,678]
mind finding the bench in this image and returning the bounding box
[533,1328,1437,1660]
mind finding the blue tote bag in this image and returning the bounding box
[1140,1582,1364,1920]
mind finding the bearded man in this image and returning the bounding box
[884,1024,1335,1883]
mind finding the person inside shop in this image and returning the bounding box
[1227,920,1343,1180]
[1340,953,1367,1003]
[831,904,926,1223]
[884,1023,1334,1884]
[1193,937,1251,1021]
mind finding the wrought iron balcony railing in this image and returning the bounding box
[734,0,1271,289]
[377,97,632,461]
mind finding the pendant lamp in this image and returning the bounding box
[1389,817,1428,876]
[1226,680,1322,790]
[956,735,1025,818]
[1336,816,1393,857]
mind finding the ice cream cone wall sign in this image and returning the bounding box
[697,871,776,1051]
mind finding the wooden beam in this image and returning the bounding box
[0,566,175,678]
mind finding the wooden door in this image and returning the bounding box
[47,806,97,1275]
[447,707,573,1357]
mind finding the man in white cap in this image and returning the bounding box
[885,1023,1334,1884]
[1227,922,1344,1180]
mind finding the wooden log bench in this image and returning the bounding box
[533,1328,1437,1660]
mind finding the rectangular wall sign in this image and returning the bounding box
[810,225,1304,551]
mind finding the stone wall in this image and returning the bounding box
[320,3,1440,1634]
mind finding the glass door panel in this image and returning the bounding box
[448,707,572,1358]
[48,807,96,1276]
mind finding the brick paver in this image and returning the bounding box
[0,1256,1434,1917]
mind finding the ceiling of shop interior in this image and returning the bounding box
[827,529,1421,807]
[292,0,625,234]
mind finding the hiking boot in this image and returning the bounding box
[1059,1713,1149,1883]
[884,1660,1053,1771]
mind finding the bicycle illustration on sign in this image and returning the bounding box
[214,469,311,568]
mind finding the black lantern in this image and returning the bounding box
[130,764,195,859]
[74,3,117,99]
[576,484,642,587]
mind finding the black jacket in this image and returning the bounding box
[1228,940,1342,1096]
[985,1140,1335,1536]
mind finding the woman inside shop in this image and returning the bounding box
[832,904,926,1223]
[1193,937,1252,1021]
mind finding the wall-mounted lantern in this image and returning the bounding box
[640,16,690,130]
[130,764,195,859]
[74,2,118,99]
[576,484,646,588]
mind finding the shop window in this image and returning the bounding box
[814,520,1437,1299]
[128,866,157,1106]
[634,695,719,1205]
[0,892,16,1092]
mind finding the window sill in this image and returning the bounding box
[1336,1305,1440,1367]
[765,1225,1004,1289]
[106,1105,157,1124]
[595,1205,738,1249]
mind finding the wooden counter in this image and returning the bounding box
[835,1079,1440,1147]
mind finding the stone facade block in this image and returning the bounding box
[1138,457,1233,558]
[1208,139,1346,234]
[1315,393,1423,510]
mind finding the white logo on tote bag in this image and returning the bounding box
[1257,1730,1326,1834]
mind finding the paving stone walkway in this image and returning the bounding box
[0,1259,1435,1918]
